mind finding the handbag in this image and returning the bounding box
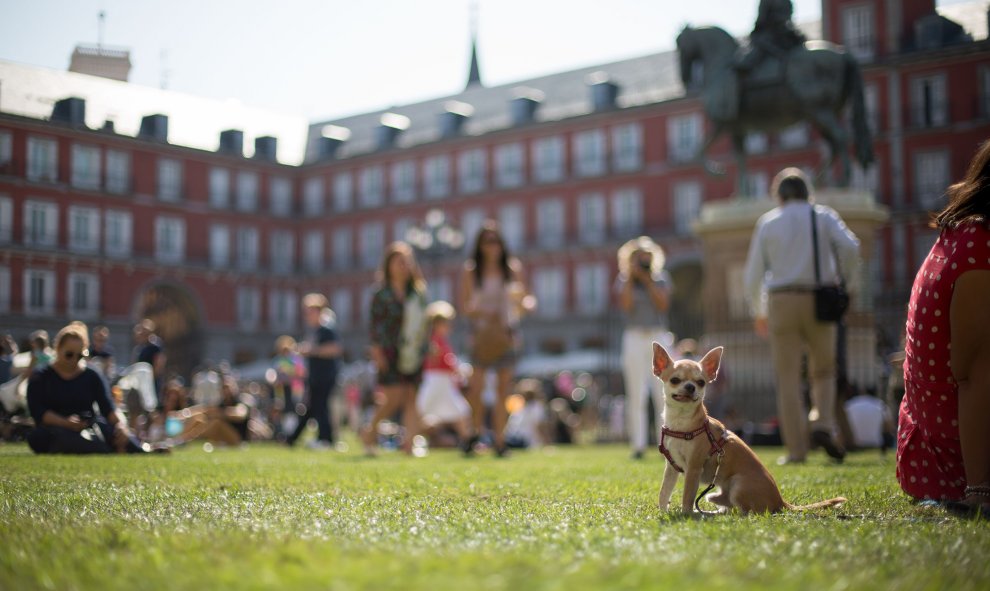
[810,206,850,322]
[472,319,513,366]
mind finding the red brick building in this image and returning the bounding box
[1,0,988,386]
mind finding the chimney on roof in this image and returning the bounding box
[51,97,87,127]
[254,136,278,162]
[138,114,169,143]
[376,113,410,150]
[318,125,350,160]
[510,87,543,126]
[440,101,474,138]
[587,72,619,111]
[218,129,244,156]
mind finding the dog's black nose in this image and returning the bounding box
[684,383,695,394]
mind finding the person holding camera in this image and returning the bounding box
[743,167,861,465]
[26,322,148,454]
[615,236,673,460]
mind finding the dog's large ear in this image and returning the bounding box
[652,342,674,377]
[699,347,724,382]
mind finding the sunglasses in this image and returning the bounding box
[62,351,81,360]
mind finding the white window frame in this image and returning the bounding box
[235,171,259,212]
[270,176,293,217]
[576,263,608,315]
[236,287,261,331]
[391,161,416,203]
[68,205,101,253]
[533,267,566,319]
[303,230,324,273]
[536,198,565,249]
[105,149,130,195]
[358,166,385,209]
[744,133,768,155]
[23,268,55,316]
[423,155,450,199]
[67,272,100,320]
[303,177,325,216]
[210,224,230,268]
[778,123,809,149]
[910,73,948,128]
[27,136,57,183]
[673,181,702,235]
[494,143,524,189]
[154,216,186,264]
[332,172,353,212]
[332,227,353,271]
[24,200,58,248]
[392,217,415,244]
[331,288,353,331]
[667,113,702,163]
[270,230,295,275]
[574,129,606,177]
[70,144,101,190]
[498,204,525,252]
[915,149,950,210]
[104,210,132,258]
[157,158,182,202]
[842,3,876,62]
[461,208,488,254]
[236,227,260,270]
[533,136,564,184]
[268,289,298,332]
[0,196,12,244]
[611,188,643,238]
[359,222,384,269]
[0,266,9,313]
[746,171,770,199]
[458,149,487,194]
[209,167,231,209]
[577,192,606,245]
[611,123,643,172]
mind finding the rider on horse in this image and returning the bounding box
[733,0,806,75]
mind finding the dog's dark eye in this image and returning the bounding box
[669,377,681,385]
[696,380,706,388]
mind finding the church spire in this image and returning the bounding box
[465,0,482,89]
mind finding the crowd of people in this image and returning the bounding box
[2,141,988,520]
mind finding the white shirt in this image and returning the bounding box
[505,401,547,447]
[844,395,890,448]
[743,200,861,317]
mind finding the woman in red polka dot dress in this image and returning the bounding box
[897,140,990,515]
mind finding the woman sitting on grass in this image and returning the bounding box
[172,374,250,447]
[26,322,148,454]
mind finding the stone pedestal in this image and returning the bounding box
[693,190,889,421]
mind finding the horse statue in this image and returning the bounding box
[675,25,874,195]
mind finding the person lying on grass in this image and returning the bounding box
[171,374,250,447]
[26,321,150,454]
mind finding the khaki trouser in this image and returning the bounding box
[768,291,837,461]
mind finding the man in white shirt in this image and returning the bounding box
[844,390,894,451]
[743,168,861,464]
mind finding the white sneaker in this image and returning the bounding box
[306,440,333,451]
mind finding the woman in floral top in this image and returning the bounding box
[362,241,428,455]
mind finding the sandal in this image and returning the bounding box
[945,500,990,520]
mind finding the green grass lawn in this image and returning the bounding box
[1,441,987,591]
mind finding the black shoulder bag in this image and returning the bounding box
[811,206,850,322]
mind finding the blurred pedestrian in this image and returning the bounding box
[131,319,166,407]
[743,167,860,465]
[363,242,428,455]
[86,325,116,381]
[615,236,672,460]
[460,221,536,457]
[287,294,342,450]
[416,300,474,454]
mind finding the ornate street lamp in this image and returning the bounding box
[405,209,465,262]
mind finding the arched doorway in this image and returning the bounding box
[134,283,203,380]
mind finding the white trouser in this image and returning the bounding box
[622,328,672,452]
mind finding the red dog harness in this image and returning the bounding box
[658,420,728,473]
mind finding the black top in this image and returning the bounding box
[27,366,115,424]
[88,344,115,360]
[306,322,340,385]
[135,338,163,366]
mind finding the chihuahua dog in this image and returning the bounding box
[653,342,846,515]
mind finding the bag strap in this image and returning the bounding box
[810,205,846,287]
[810,206,821,285]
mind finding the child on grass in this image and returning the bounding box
[417,301,476,454]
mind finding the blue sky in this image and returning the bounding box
[0,0,976,121]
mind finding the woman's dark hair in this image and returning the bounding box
[471,220,512,285]
[932,140,990,229]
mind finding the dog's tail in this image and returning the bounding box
[786,497,847,511]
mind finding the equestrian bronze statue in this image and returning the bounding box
[676,8,874,195]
